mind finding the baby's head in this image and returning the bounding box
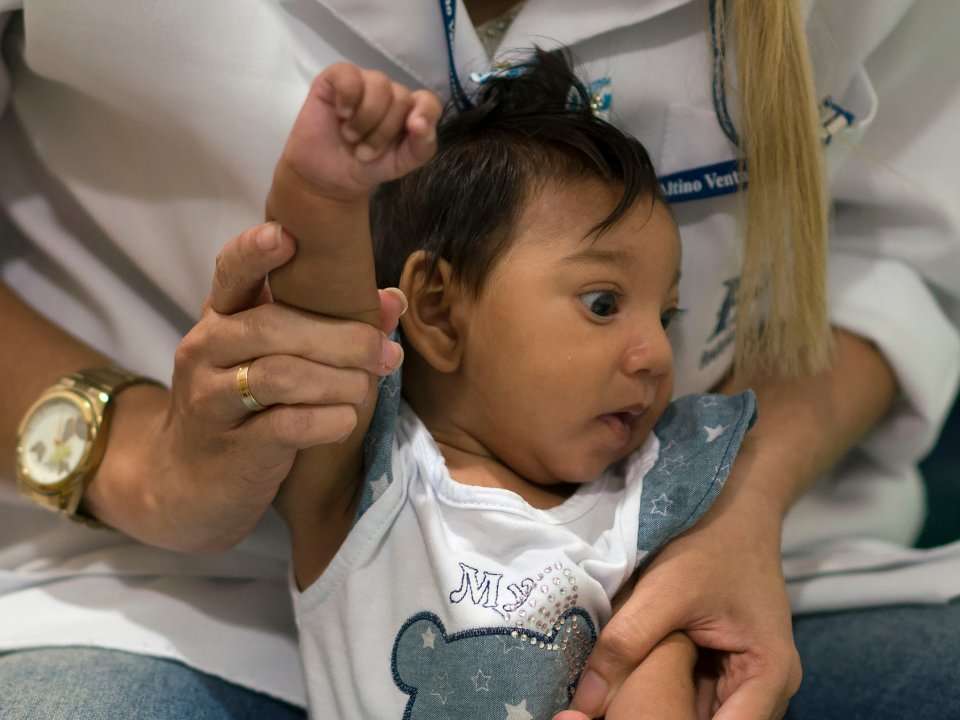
[372,49,680,489]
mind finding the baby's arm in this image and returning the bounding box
[604,633,699,720]
[556,577,699,720]
[267,63,440,320]
[265,64,441,587]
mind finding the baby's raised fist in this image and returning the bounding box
[281,62,443,200]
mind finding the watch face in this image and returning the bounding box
[19,396,91,487]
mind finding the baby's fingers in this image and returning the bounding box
[355,84,413,162]
[341,70,393,145]
[402,90,443,165]
[317,63,364,120]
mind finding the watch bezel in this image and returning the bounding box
[15,388,102,496]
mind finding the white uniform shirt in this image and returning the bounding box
[1,0,960,707]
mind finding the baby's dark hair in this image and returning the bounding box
[372,48,663,294]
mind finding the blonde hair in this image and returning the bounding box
[716,0,832,377]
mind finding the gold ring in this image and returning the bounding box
[236,363,266,412]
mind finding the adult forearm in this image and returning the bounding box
[0,282,172,532]
[720,327,897,515]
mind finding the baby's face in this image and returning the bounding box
[458,179,680,486]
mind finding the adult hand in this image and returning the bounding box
[557,441,802,719]
[85,222,406,552]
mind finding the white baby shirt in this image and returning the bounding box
[292,374,755,718]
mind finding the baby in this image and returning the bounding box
[266,50,755,719]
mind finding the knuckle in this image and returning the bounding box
[326,62,353,81]
[261,356,293,398]
[367,71,391,92]
[175,328,205,366]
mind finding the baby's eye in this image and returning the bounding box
[579,291,619,318]
[661,307,687,329]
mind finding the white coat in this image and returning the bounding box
[1,0,959,706]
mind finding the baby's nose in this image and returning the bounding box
[620,332,672,378]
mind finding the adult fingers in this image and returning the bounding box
[208,223,295,315]
[242,402,360,449]
[206,356,372,425]
[568,586,684,717]
[191,302,403,374]
[711,674,791,720]
[379,287,408,334]
[354,84,413,162]
[712,644,801,720]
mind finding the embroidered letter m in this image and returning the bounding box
[449,562,502,610]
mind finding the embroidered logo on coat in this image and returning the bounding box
[700,276,739,369]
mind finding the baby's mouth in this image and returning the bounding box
[597,405,647,446]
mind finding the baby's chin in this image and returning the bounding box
[538,449,639,487]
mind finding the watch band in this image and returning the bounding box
[68,367,164,527]
[67,367,163,399]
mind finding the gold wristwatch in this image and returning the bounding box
[15,367,163,526]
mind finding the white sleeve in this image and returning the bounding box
[827,0,960,467]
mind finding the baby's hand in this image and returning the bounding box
[281,63,442,201]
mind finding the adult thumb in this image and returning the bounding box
[568,587,681,717]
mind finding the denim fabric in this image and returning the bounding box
[636,392,756,554]
[788,601,960,719]
[0,647,305,720]
[356,367,403,521]
[392,608,596,719]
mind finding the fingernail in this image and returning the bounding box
[337,104,353,120]
[381,339,404,372]
[342,126,360,143]
[259,223,280,251]
[383,287,408,317]
[571,670,608,716]
[355,143,377,162]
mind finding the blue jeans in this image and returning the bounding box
[788,601,960,719]
[2,602,959,719]
[0,647,306,720]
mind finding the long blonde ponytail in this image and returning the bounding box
[716,0,831,377]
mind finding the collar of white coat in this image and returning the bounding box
[313,0,694,95]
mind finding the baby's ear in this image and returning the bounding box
[398,251,469,373]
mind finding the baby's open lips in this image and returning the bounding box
[606,403,649,425]
[596,404,649,445]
